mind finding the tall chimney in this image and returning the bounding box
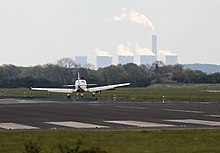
[152,34,157,60]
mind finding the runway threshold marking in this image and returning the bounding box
[116,106,146,110]
[165,119,220,126]
[45,121,109,129]
[104,120,175,128]
[0,123,39,130]
[164,109,204,114]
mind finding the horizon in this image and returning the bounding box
[1,57,220,68]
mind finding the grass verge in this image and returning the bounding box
[0,130,220,153]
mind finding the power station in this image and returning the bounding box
[73,9,180,68]
[76,34,178,68]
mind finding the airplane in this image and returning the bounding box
[30,72,130,98]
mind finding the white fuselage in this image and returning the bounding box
[75,79,87,92]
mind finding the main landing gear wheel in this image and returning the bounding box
[92,93,95,97]
[80,93,84,98]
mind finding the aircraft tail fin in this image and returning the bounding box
[77,72,80,80]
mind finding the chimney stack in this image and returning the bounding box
[152,34,157,60]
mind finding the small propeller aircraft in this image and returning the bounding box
[30,72,130,98]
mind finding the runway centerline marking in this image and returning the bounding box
[45,121,109,129]
[164,109,204,114]
[0,123,39,130]
[104,120,175,128]
[165,119,220,126]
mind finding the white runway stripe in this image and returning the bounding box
[164,109,204,114]
[45,121,109,129]
[104,120,175,128]
[165,119,220,126]
[0,123,39,130]
[116,106,146,110]
[206,115,220,118]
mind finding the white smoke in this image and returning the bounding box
[117,43,133,56]
[95,48,112,57]
[135,44,155,56]
[113,7,127,21]
[114,7,155,32]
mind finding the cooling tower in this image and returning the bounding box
[140,55,156,65]
[97,56,113,69]
[118,56,134,65]
[165,55,178,65]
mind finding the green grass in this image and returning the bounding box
[0,130,220,153]
[98,84,220,102]
[1,84,220,102]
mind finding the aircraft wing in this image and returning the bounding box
[87,83,130,92]
[30,88,76,93]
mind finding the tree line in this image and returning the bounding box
[0,58,220,88]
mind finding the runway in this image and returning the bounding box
[0,99,220,131]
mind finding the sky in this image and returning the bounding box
[0,0,220,67]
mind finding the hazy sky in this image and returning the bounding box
[0,0,220,66]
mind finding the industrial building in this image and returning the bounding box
[97,56,112,68]
[118,56,134,65]
[75,33,179,67]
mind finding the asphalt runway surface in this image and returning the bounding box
[0,98,220,131]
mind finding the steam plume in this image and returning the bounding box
[114,7,155,32]
[117,43,133,56]
[136,44,155,56]
[95,48,112,57]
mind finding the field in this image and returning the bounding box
[1,84,220,102]
[0,130,220,153]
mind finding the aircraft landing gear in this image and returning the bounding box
[92,92,95,97]
[80,93,84,98]
[67,94,71,99]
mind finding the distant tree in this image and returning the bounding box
[1,58,220,88]
[122,63,149,87]
[56,58,77,84]
[0,67,4,81]
[57,57,76,68]
[2,64,22,79]
[209,73,220,83]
